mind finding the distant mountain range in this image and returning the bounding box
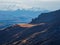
[0,9,48,29]
[0,10,60,45]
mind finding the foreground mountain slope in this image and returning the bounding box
[0,10,60,45]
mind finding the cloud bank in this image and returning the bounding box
[0,0,60,11]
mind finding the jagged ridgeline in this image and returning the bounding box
[0,10,60,45]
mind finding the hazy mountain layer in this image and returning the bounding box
[0,9,48,29]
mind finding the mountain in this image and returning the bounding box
[0,9,48,29]
[0,9,48,23]
[0,10,60,45]
[30,10,60,24]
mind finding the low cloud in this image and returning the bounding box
[0,0,60,11]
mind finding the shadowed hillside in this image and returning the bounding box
[30,10,60,24]
[0,10,60,45]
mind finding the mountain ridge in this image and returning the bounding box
[30,9,60,24]
[0,10,60,45]
[0,9,48,29]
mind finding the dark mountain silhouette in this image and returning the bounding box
[30,10,60,24]
[0,10,60,45]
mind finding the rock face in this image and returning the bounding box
[0,10,60,45]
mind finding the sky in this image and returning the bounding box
[0,0,60,11]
